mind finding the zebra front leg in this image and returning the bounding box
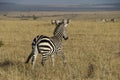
[58,51,67,65]
[41,53,47,66]
[51,55,55,67]
[25,50,34,63]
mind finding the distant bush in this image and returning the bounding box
[3,14,7,16]
[0,41,4,47]
[32,15,37,20]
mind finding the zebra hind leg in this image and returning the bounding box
[31,54,38,69]
[41,53,47,66]
[59,51,67,66]
[51,55,55,67]
[31,47,38,69]
[25,50,34,63]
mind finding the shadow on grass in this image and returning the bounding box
[0,60,14,67]
[0,60,14,71]
[0,60,34,72]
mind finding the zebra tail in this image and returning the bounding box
[32,35,45,49]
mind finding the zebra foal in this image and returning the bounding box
[25,19,70,68]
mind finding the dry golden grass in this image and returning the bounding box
[0,11,120,80]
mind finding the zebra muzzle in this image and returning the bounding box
[63,37,68,40]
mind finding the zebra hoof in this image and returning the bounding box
[41,62,45,66]
[25,61,28,64]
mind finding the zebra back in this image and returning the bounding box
[32,35,49,49]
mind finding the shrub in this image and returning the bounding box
[32,15,37,20]
[0,41,4,47]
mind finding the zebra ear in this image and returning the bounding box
[51,20,56,25]
[67,19,70,24]
[51,20,61,25]
[63,19,70,24]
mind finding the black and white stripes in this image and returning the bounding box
[25,19,70,68]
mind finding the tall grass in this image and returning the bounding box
[0,12,120,80]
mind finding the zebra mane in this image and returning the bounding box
[53,22,64,36]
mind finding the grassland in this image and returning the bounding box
[0,11,120,80]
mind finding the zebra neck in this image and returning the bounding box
[53,24,64,41]
[54,34,63,41]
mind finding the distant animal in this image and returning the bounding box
[110,18,116,22]
[25,19,70,68]
[101,19,107,23]
[102,19,105,22]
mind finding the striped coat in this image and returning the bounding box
[25,19,70,68]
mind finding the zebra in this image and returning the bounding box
[101,19,106,23]
[110,18,116,22]
[25,19,70,68]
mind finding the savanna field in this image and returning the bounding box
[0,11,120,80]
